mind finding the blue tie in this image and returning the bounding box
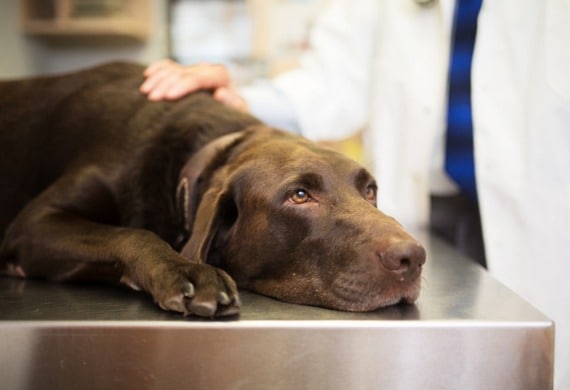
[445,0,483,201]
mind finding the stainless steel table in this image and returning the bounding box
[0,235,553,390]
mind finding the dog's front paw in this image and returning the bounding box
[155,263,240,318]
[122,261,240,318]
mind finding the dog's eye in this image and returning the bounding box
[365,184,377,202]
[290,189,311,204]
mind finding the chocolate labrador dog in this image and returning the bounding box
[0,62,425,317]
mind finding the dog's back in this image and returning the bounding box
[0,62,259,237]
[1,64,135,222]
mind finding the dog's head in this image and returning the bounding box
[178,126,426,311]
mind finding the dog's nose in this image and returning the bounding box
[379,239,426,278]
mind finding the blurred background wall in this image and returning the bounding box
[0,0,326,79]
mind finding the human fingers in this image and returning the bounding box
[142,61,214,101]
[140,61,185,97]
[143,58,176,77]
[142,62,232,101]
[146,71,191,101]
[187,63,231,90]
[146,65,221,101]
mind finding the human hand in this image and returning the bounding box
[140,59,249,112]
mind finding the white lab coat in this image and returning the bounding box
[245,0,570,387]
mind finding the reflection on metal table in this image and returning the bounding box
[0,235,553,389]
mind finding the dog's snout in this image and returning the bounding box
[379,239,426,277]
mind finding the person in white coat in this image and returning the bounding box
[141,0,570,387]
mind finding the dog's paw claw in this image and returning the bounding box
[217,291,231,305]
[153,263,240,318]
[183,291,240,318]
[188,300,218,318]
[182,282,194,298]
[160,296,186,314]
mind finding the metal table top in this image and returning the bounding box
[0,235,553,389]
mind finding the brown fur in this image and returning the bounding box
[0,62,425,317]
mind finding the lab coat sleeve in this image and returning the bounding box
[245,0,380,141]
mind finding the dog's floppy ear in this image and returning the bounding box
[180,181,233,263]
[177,131,246,263]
